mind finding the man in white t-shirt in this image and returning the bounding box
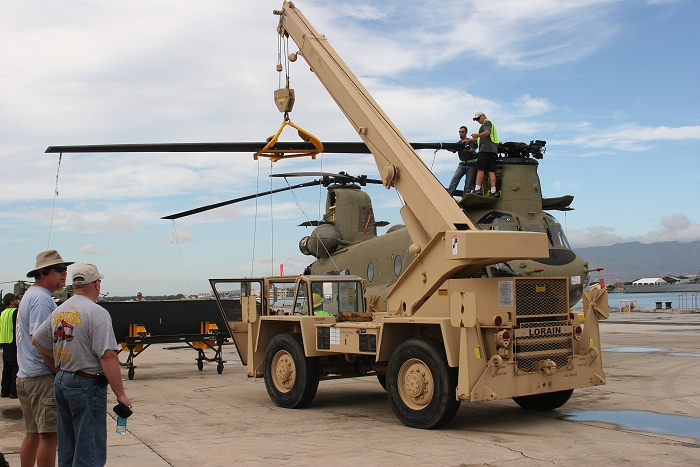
[33,264,132,467]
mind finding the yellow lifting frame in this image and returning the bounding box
[254,117,324,162]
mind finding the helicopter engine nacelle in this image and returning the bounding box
[299,224,343,258]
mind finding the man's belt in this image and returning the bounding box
[60,370,109,386]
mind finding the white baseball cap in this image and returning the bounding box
[72,264,104,285]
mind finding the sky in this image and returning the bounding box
[1,0,699,296]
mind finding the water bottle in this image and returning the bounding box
[116,416,127,435]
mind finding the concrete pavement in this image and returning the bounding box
[2,310,699,466]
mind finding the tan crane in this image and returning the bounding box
[211,1,609,428]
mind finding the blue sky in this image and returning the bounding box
[1,0,699,296]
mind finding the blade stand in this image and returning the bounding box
[254,113,324,163]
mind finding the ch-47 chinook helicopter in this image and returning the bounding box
[147,139,593,310]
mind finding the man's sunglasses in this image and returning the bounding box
[51,265,68,273]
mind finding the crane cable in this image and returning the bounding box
[170,220,193,295]
[251,158,260,277]
[429,143,443,171]
[270,160,274,276]
[47,152,63,250]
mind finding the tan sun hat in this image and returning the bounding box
[72,264,104,286]
[26,250,74,277]
[473,111,485,121]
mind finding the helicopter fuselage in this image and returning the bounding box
[303,156,588,307]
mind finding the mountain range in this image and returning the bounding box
[574,241,700,283]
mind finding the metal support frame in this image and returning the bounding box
[118,333,229,380]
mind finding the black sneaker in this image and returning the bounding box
[489,191,500,199]
[9,394,18,399]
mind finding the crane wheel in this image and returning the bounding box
[386,338,460,429]
[264,332,319,409]
[513,389,574,411]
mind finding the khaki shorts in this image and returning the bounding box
[16,374,57,433]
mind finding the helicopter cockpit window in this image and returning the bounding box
[523,225,544,232]
[367,262,374,282]
[544,214,572,249]
[268,281,296,316]
[394,255,402,277]
[489,262,521,278]
[477,212,518,231]
[310,281,364,316]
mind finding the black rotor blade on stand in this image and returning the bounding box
[162,179,321,220]
[45,141,465,154]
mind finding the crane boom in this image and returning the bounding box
[275,2,548,315]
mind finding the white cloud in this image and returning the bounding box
[567,225,627,248]
[641,213,700,243]
[79,244,106,255]
[513,95,553,117]
[308,0,623,74]
[35,208,141,233]
[556,124,700,151]
[170,223,196,244]
[567,213,700,247]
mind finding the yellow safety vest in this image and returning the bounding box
[0,307,16,344]
[477,119,499,147]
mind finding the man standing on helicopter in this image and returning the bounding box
[471,112,499,198]
[446,125,477,196]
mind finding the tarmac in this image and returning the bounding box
[2,310,700,466]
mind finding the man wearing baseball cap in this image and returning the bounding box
[16,250,73,467]
[32,263,131,467]
[470,111,500,198]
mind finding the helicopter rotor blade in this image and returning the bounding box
[271,172,340,178]
[161,179,321,220]
[45,141,465,154]
[271,172,383,186]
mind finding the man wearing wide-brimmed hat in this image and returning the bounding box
[16,250,73,467]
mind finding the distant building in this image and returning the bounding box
[631,278,666,286]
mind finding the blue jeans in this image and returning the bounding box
[447,162,476,196]
[55,371,108,467]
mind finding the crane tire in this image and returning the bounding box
[264,332,319,409]
[386,338,460,429]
